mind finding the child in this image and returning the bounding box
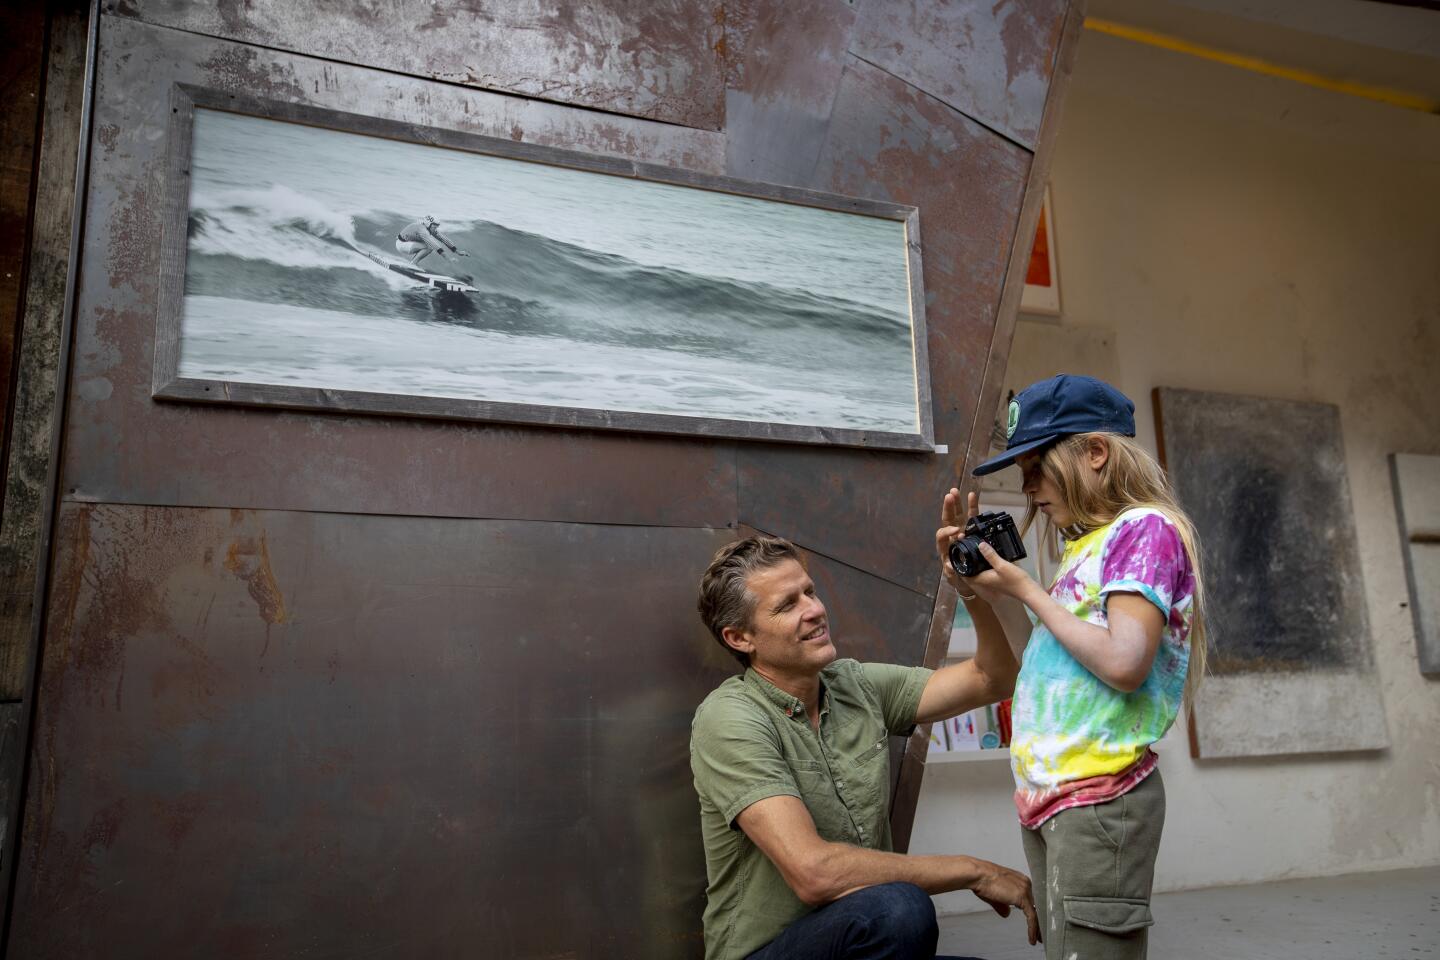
[953,374,1207,960]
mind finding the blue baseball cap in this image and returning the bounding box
[972,374,1136,476]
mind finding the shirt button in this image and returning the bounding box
[836,780,846,789]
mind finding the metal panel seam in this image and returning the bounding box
[843,50,1038,155]
[745,523,938,602]
[97,11,725,134]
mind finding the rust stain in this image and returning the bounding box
[81,799,127,854]
[998,0,1063,91]
[105,182,157,294]
[198,46,306,100]
[96,123,119,156]
[224,532,289,630]
[152,794,208,852]
[712,4,728,59]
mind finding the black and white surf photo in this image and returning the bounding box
[177,108,921,436]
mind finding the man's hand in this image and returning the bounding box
[936,490,1004,604]
[970,859,1041,945]
[935,487,964,591]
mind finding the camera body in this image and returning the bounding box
[948,511,1027,579]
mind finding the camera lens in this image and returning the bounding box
[948,536,989,578]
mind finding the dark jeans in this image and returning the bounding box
[743,881,983,960]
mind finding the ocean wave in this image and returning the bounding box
[183,189,915,368]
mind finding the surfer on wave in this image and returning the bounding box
[395,216,470,269]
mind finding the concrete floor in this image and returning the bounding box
[937,866,1440,960]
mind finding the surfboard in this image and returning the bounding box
[359,250,479,293]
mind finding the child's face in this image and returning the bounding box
[1017,452,1071,527]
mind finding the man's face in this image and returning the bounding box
[728,559,836,679]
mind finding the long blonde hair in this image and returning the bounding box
[1022,432,1208,709]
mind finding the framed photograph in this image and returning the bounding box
[1019,185,1060,317]
[152,86,935,451]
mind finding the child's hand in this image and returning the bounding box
[968,541,1037,600]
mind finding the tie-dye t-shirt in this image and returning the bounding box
[1010,507,1194,828]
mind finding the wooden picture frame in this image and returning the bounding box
[152,85,936,452]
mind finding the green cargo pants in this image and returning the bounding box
[1020,767,1165,960]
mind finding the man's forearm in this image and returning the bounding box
[987,594,1035,664]
[966,594,1019,694]
[803,842,987,906]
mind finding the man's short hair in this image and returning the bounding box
[697,537,805,669]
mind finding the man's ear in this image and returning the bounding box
[1086,435,1111,471]
[720,625,754,657]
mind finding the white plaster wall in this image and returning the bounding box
[912,19,1440,914]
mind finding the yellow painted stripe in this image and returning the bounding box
[1084,16,1440,115]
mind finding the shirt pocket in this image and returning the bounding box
[842,737,891,834]
[788,759,846,839]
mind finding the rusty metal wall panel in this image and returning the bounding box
[0,1,47,458]
[850,0,1069,150]
[114,0,727,130]
[1,1,94,701]
[6,0,1085,952]
[736,56,1032,597]
[63,16,735,530]
[720,0,858,187]
[10,502,735,959]
[0,701,19,858]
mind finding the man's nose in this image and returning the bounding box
[802,594,825,619]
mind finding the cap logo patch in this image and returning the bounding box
[1006,400,1020,439]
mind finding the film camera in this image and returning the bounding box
[948,511,1028,579]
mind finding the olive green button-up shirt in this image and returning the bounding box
[689,659,932,960]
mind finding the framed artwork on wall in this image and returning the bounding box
[1153,387,1389,759]
[1389,453,1440,676]
[152,86,936,451]
[1019,185,1060,317]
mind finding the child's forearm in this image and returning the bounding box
[1014,580,1134,690]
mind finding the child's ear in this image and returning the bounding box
[1086,435,1111,471]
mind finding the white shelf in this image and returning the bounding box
[927,749,1011,764]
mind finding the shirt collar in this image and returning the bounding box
[744,668,830,721]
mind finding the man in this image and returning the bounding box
[395,215,470,268]
[690,491,1040,960]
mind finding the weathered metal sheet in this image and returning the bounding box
[8,0,1085,952]
[113,0,727,130]
[0,701,20,860]
[10,502,735,958]
[737,56,1032,596]
[0,1,47,453]
[959,2,1084,484]
[720,0,858,187]
[63,16,735,530]
[1,0,94,700]
[850,0,1069,149]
